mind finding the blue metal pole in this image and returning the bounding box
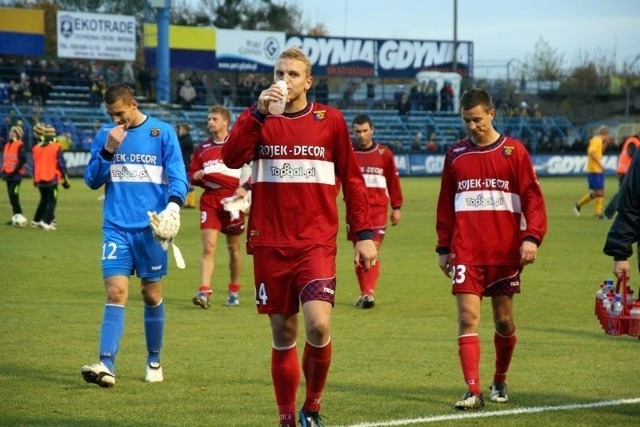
[155,0,171,104]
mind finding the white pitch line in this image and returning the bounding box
[335,397,640,427]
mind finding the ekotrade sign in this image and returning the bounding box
[57,11,136,61]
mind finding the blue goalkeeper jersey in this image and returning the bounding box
[84,115,188,230]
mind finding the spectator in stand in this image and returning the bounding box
[518,101,530,117]
[573,125,613,219]
[425,80,438,112]
[33,74,52,107]
[394,84,406,109]
[314,77,329,105]
[189,71,207,106]
[89,75,106,107]
[216,77,232,107]
[31,123,70,231]
[397,93,411,119]
[439,81,455,112]
[1,116,13,144]
[137,68,152,101]
[365,79,376,110]
[603,134,640,220]
[105,65,119,85]
[411,131,425,152]
[349,114,403,309]
[179,80,197,110]
[1,125,27,224]
[8,79,21,104]
[426,133,439,153]
[121,62,136,90]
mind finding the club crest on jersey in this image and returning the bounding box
[313,110,327,121]
[150,128,160,137]
[502,145,515,157]
[378,147,386,155]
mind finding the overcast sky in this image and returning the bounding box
[296,0,640,77]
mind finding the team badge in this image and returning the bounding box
[314,110,326,121]
[378,148,385,155]
[150,128,160,137]
[502,145,515,157]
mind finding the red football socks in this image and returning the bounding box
[458,334,481,394]
[494,330,517,384]
[302,340,332,412]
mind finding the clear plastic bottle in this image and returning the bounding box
[611,295,624,317]
[268,80,288,115]
[629,301,640,337]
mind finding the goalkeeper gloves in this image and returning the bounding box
[148,202,181,241]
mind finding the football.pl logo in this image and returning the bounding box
[270,163,316,179]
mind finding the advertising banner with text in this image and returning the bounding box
[286,35,473,77]
[215,29,285,73]
[57,11,136,61]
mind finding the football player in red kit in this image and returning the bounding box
[436,89,547,410]
[222,47,377,427]
[348,114,403,309]
[188,105,250,309]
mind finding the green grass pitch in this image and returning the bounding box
[0,176,638,426]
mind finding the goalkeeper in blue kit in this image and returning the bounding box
[81,83,188,387]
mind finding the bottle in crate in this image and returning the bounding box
[607,295,625,335]
[629,301,640,337]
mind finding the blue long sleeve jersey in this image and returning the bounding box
[84,116,188,230]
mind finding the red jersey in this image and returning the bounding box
[351,142,403,226]
[189,137,241,197]
[222,103,371,250]
[436,135,547,265]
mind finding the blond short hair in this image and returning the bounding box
[277,47,312,77]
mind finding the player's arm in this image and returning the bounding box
[84,127,113,189]
[222,108,262,169]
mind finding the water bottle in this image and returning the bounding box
[625,288,635,308]
[605,295,624,334]
[629,302,640,337]
[611,295,624,316]
[268,80,288,115]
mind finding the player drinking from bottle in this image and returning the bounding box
[222,47,377,427]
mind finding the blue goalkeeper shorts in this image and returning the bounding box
[101,224,167,281]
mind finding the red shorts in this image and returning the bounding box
[449,264,522,297]
[252,245,337,314]
[200,191,245,235]
[347,205,387,243]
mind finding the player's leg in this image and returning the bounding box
[486,266,520,403]
[137,229,168,382]
[225,233,242,306]
[194,228,219,308]
[269,313,300,427]
[141,279,165,382]
[82,227,132,387]
[298,245,336,424]
[455,292,483,402]
[301,299,332,419]
[81,275,129,387]
[490,295,515,403]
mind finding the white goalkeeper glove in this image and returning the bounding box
[148,202,181,240]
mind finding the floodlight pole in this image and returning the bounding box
[452,0,458,73]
